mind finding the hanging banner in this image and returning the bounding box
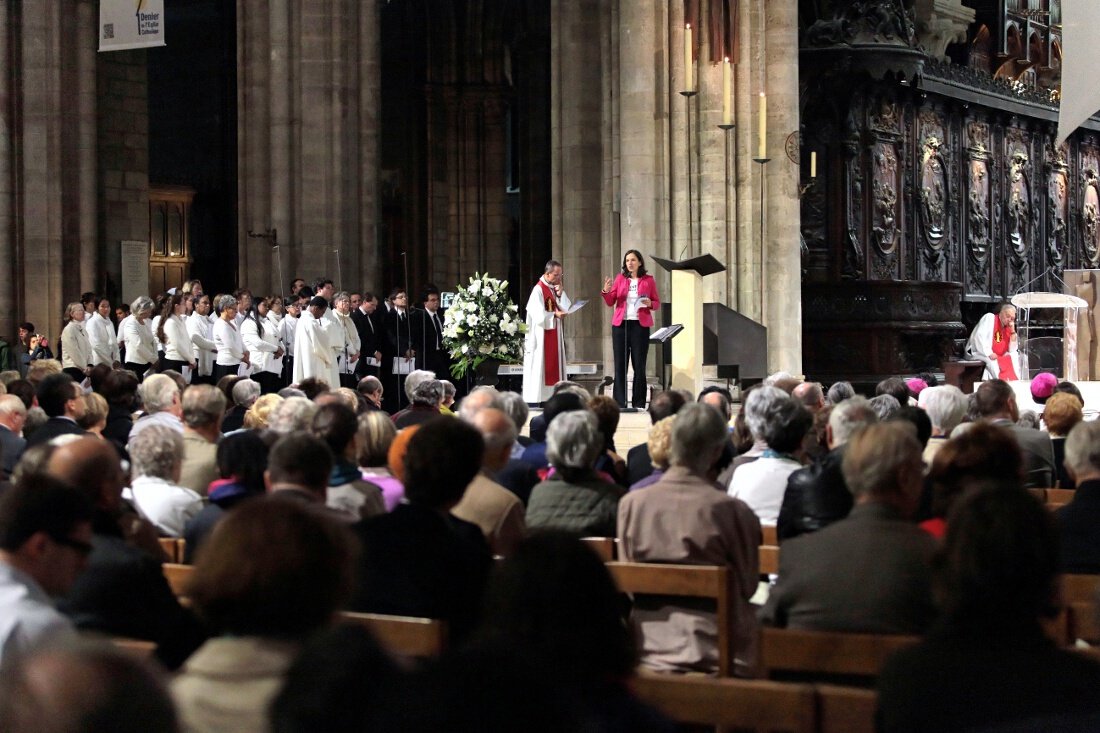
[98,0,166,52]
[1056,0,1100,145]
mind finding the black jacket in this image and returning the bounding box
[776,446,853,542]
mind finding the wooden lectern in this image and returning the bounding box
[652,254,726,397]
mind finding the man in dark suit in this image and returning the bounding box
[973,379,1055,489]
[352,292,384,378]
[48,437,206,670]
[760,421,937,634]
[26,373,86,448]
[625,390,686,486]
[383,287,413,413]
[410,284,450,378]
[0,395,27,479]
[1056,421,1100,573]
[351,418,491,643]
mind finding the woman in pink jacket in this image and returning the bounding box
[601,250,660,408]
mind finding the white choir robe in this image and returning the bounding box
[522,279,571,404]
[292,310,340,388]
[965,312,1025,380]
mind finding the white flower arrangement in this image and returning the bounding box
[443,272,527,378]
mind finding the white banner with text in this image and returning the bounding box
[99,0,166,52]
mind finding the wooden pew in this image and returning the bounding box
[1047,488,1075,505]
[760,627,917,683]
[759,545,779,575]
[109,636,158,658]
[162,563,194,598]
[762,525,778,546]
[1067,601,1100,645]
[630,673,817,733]
[1062,573,1100,604]
[606,561,734,677]
[158,538,180,563]
[339,611,446,659]
[580,536,617,561]
[816,684,877,733]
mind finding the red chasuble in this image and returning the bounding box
[991,316,1017,381]
[537,280,561,385]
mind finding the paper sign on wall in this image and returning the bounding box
[99,0,166,52]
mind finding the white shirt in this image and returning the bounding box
[0,562,75,666]
[86,312,120,365]
[279,315,298,357]
[727,455,802,526]
[60,320,93,372]
[187,312,217,377]
[241,317,282,376]
[625,279,641,321]
[128,475,203,538]
[150,316,165,353]
[161,314,195,365]
[212,318,245,365]
[122,318,158,366]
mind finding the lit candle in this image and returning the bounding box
[722,57,731,125]
[757,92,767,159]
[810,151,817,178]
[684,24,693,92]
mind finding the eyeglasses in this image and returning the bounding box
[50,535,94,558]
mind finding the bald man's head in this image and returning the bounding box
[458,387,502,421]
[46,437,126,511]
[470,407,516,472]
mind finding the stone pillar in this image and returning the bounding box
[97,50,150,309]
[0,1,13,341]
[552,0,606,362]
[237,0,380,295]
[763,0,802,375]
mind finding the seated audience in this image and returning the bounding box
[222,378,260,433]
[526,410,624,537]
[0,638,179,733]
[173,499,355,733]
[878,487,1100,732]
[917,385,967,465]
[0,395,27,480]
[355,375,384,412]
[242,393,282,431]
[265,434,332,507]
[921,422,1023,539]
[100,369,138,452]
[626,390,686,485]
[629,415,675,491]
[618,403,761,676]
[1054,379,1085,407]
[777,396,876,542]
[876,376,911,406]
[1056,421,1100,573]
[393,371,443,429]
[452,408,526,556]
[127,374,183,445]
[269,624,398,733]
[973,379,1054,489]
[496,390,532,450]
[312,403,384,521]
[889,406,932,454]
[183,432,269,562]
[1030,371,1058,405]
[826,380,855,405]
[519,390,586,469]
[0,477,92,664]
[588,395,628,484]
[761,422,936,634]
[178,384,225,496]
[869,393,900,420]
[1043,391,1083,490]
[476,533,670,730]
[723,386,787,480]
[351,418,491,643]
[25,373,85,447]
[356,410,404,511]
[77,392,109,438]
[727,393,812,525]
[126,424,203,538]
[49,437,205,669]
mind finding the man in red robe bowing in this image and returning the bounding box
[522,260,572,405]
[966,303,1022,381]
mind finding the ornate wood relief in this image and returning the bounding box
[1045,141,1068,274]
[870,98,903,280]
[843,102,866,279]
[1004,129,1032,292]
[965,121,992,295]
[917,109,950,281]
[1082,166,1100,267]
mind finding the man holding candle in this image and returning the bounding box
[522,260,571,405]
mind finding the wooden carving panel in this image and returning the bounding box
[965,121,993,297]
[1046,141,1069,275]
[1081,143,1100,269]
[1004,128,1033,294]
[917,108,952,282]
[869,97,903,281]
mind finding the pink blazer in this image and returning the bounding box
[601,274,660,328]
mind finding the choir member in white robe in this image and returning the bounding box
[522,260,571,404]
[292,297,341,389]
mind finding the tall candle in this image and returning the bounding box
[757,92,767,159]
[722,57,731,125]
[684,25,693,92]
[810,151,817,178]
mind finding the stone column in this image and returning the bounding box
[237,0,380,295]
[763,0,802,375]
[0,1,13,340]
[551,0,606,362]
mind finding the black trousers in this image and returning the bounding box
[253,370,281,394]
[612,320,650,408]
[211,363,239,383]
[124,361,151,382]
[63,367,86,383]
[162,359,192,383]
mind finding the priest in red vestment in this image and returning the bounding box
[966,303,1022,381]
[522,260,571,404]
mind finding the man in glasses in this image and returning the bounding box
[0,475,94,664]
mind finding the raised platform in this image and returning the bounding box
[1002,380,1100,421]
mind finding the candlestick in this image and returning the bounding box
[722,58,731,126]
[684,25,693,93]
[757,92,767,160]
[810,151,817,178]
